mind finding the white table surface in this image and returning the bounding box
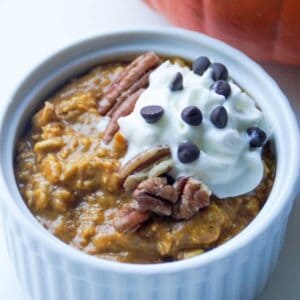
[0,1,299,299]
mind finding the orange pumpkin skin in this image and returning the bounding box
[146,0,300,65]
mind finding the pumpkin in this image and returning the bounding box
[145,0,300,65]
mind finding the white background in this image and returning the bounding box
[0,1,299,299]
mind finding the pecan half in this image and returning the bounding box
[119,146,171,184]
[123,172,148,192]
[132,177,177,216]
[113,176,212,233]
[98,52,161,115]
[102,88,144,143]
[172,178,211,220]
[134,177,177,203]
[123,157,173,191]
[132,197,171,216]
[113,206,151,233]
[106,71,150,117]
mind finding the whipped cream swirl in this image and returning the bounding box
[118,61,271,198]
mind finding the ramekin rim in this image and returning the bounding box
[0,26,299,275]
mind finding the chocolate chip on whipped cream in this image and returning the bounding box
[211,62,228,81]
[181,106,203,126]
[247,127,267,148]
[192,56,211,76]
[212,80,231,99]
[177,142,200,163]
[210,105,228,128]
[170,72,184,91]
[140,105,164,124]
[118,59,272,198]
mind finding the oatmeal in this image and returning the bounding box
[15,53,275,263]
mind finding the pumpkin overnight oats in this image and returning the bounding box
[15,52,275,263]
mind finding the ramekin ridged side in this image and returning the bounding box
[2,203,290,300]
[0,28,299,300]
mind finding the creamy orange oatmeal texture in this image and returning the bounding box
[15,53,275,263]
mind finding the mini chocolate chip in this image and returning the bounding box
[211,63,228,81]
[210,106,228,128]
[170,72,183,91]
[212,80,231,99]
[177,142,200,163]
[160,173,175,185]
[192,56,211,76]
[140,105,164,123]
[181,106,203,126]
[247,127,267,148]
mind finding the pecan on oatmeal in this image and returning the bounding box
[113,206,151,233]
[106,71,150,117]
[101,52,161,143]
[103,88,145,143]
[123,156,173,191]
[132,177,177,216]
[119,146,171,184]
[172,177,211,220]
[98,52,161,115]
[114,176,212,233]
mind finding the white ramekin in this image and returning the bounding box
[0,28,299,300]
